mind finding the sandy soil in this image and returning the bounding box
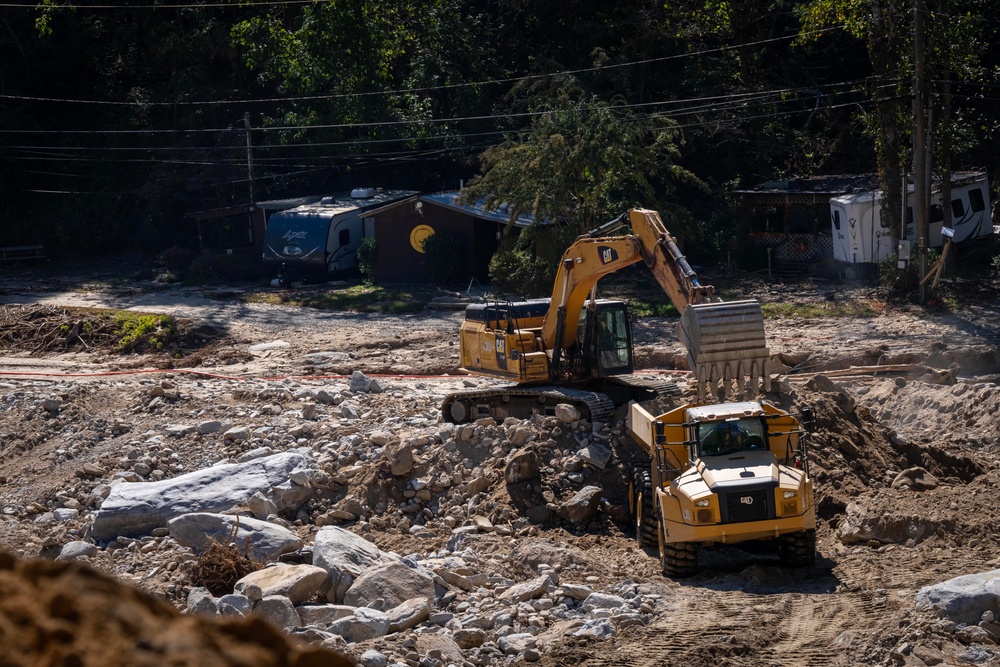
[1,264,1000,667]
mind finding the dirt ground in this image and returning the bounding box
[1,262,1000,667]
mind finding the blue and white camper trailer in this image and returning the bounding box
[263,188,417,278]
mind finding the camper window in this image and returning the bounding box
[339,229,350,246]
[969,188,986,213]
[832,209,841,231]
[952,199,965,218]
[930,204,944,224]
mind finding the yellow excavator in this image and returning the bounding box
[441,208,771,424]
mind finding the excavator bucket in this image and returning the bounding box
[678,300,770,402]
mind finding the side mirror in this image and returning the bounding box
[800,407,815,433]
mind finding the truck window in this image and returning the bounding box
[699,419,767,456]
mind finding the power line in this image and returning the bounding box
[0,76,887,142]
[0,0,317,8]
[0,87,890,173]
[0,26,849,108]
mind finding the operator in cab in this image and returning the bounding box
[701,421,764,456]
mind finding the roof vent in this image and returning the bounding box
[350,187,375,199]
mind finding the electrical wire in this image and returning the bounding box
[0,25,849,108]
[0,78,889,155]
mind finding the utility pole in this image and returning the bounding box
[244,111,255,206]
[913,0,930,302]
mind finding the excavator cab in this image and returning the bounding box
[578,301,633,376]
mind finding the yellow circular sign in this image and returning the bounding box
[409,224,435,253]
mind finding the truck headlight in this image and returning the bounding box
[695,499,710,507]
[782,491,797,499]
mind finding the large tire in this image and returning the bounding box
[626,462,648,518]
[634,469,658,549]
[659,524,697,578]
[778,529,816,567]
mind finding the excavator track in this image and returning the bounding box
[601,375,681,404]
[442,385,616,424]
[442,376,680,425]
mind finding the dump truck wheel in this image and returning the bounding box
[627,462,648,518]
[659,528,697,578]
[778,529,816,567]
[634,470,658,549]
[626,476,636,518]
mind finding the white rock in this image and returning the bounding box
[234,563,328,606]
[55,540,98,561]
[91,452,316,541]
[253,595,301,629]
[328,607,390,642]
[167,512,302,560]
[312,525,395,603]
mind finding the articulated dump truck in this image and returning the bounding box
[627,399,817,577]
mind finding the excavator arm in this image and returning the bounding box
[625,208,716,310]
[541,208,770,401]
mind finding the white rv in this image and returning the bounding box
[263,188,417,276]
[830,172,992,264]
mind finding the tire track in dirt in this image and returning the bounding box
[567,562,883,667]
[751,590,879,666]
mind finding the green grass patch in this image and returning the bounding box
[760,299,887,319]
[625,299,679,317]
[114,311,177,350]
[243,283,436,314]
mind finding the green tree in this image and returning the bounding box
[459,93,703,234]
[421,231,466,284]
[797,0,911,245]
[357,236,378,284]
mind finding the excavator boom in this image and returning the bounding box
[543,208,769,400]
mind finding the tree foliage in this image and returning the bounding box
[1,0,999,267]
[459,92,704,234]
[421,231,466,284]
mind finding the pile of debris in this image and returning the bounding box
[1,367,999,666]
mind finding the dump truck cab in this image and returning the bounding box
[628,400,816,577]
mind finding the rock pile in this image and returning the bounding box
[3,366,1000,667]
[0,372,663,666]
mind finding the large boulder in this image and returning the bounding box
[556,486,602,525]
[510,540,598,572]
[343,561,436,609]
[91,452,316,541]
[835,501,951,546]
[386,597,431,633]
[504,449,540,484]
[915,569,1000,625]
[312,526,395,603]
[234,564,328,606]
[328,607,390,643]
[167,513,303,560]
